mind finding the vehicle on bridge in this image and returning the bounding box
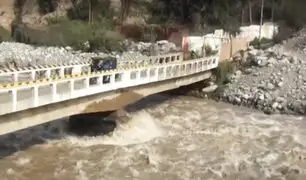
[90,56,117,84]
[90,56,117,72]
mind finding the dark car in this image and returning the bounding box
[90,56,117,84]
[90,56,117,72]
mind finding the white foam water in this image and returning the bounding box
[15,157,31,166]
[0,97,306,180]
[64,110,164,147]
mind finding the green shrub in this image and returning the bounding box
[11,20,125,53]
[11,0,125,53]
[87,27,126,53]
[250,37,274,50]
[67,0,114,24]
[47,20,125,52]
[140,25,167,42]
[204,61,235,99]
[214,61,234,85]
[205,45,218,56]
[37,0,57,14]
[12,23,51,45]
[272,22,293,44]
[45,15,68,25]
[0,26,11,42]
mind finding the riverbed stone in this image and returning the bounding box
[216,30,306,115]
[202,85,218,93]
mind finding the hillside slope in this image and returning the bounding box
[0,0,147,32]
[0,0,15,30]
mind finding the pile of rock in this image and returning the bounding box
[0,40,181,69]
[0,42,106,68]
[218,46,306,115]
[282,28,306,53]
[124,40,180,56]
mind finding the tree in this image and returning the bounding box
[248,0,253,24]
[240,0,247,25]
[37,0,57,14]
[119,0,132,25]
[68,0,114,24]
[281,0,306,29]
[88,0,92,23]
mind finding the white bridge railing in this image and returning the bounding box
[0,62,91,84]
[0,53,183,84]
[0,53,218,116]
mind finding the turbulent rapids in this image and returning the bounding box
[0,94,305,180]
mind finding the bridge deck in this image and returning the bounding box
[0,50,221,135]
[0,52,219,116]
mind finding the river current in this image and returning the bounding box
[0,94,305,180]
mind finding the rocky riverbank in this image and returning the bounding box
[190,37,306,115]
[218,48,306,115]
[0,42,104,68]
[187,29,306,115]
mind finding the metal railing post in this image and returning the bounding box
[69,80,74,95]
[51,83,57,102]
[11,89,17,111]
[84,77,90,88]
[31,71,35,81]
[33,86,38,107]
[59,68,65,77]
[46,69,51,78]
[12,73,18,83]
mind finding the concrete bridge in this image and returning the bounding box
[0,53,219,135]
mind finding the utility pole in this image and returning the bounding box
[258,0,264,48]
[88,0,92,24]
[271,0,275,37]
[271,0,274,23]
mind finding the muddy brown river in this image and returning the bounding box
[0,94,305,180]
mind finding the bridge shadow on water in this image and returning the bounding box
[0,88,183,159]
